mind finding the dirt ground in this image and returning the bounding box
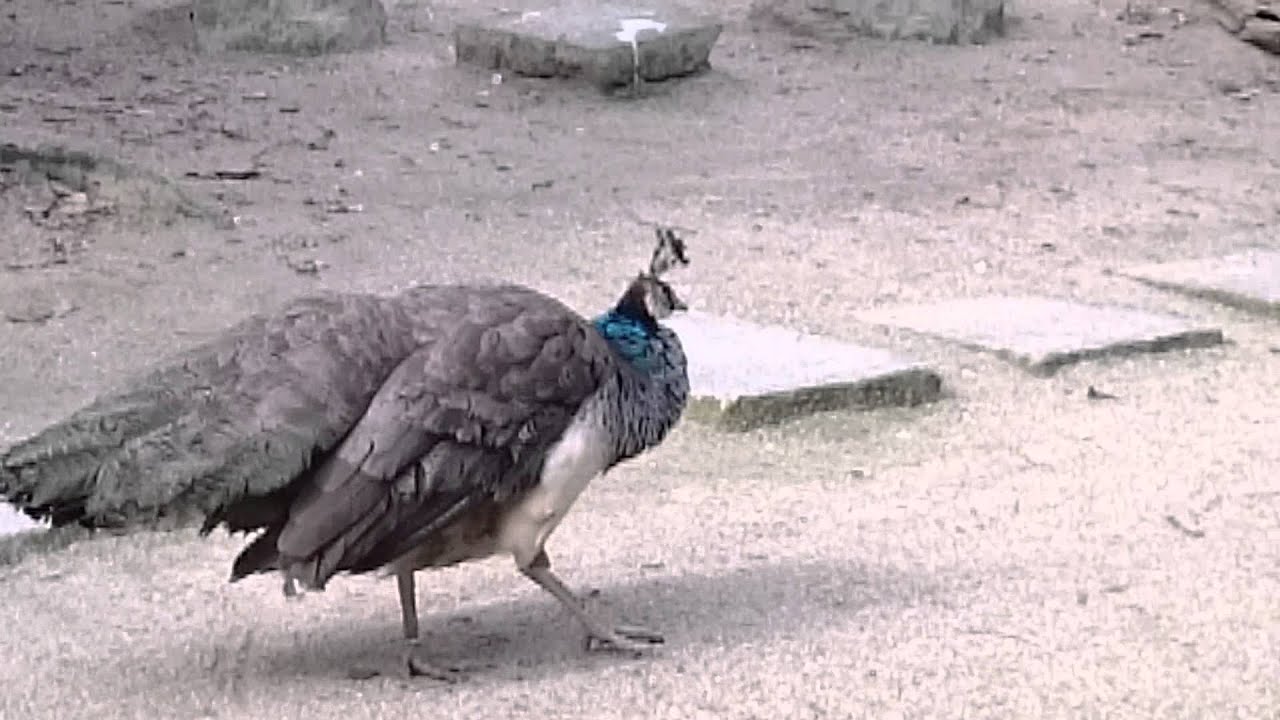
[1,0,1279,717]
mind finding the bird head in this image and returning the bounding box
[620,226,689,322]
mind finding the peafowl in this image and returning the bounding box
[0,228,691,679]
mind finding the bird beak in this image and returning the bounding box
[665,285,688,313]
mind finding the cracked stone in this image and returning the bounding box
[454,1,722,89]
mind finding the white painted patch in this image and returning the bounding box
[614,18,667,88]
[497,405,610,566]
[615,18,667,44]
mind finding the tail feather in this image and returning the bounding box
[3,383,350,531]
[2,395,189,528]
[0,292,420,534]
[1,285,551,589]
[0,313,266,526]
[2,394,183,470]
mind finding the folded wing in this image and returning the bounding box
[233,288,615,589]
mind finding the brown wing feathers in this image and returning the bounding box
[1,283,613,589]
[1,292,425,530]
[232,289,613,589]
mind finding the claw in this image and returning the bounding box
[520,560,664,658]
[403,646,466,683]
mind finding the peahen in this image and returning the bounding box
[0,228,691,679]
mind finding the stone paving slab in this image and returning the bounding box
[1119,250,1280,318]
[858,296,1225,377]
[454,1,722,89]
[663,311,942,431]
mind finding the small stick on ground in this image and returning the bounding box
[1164,514,1205,539]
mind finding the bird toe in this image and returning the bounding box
[584,625,664,654]
[404,649,468,682]
[615,624,664,645]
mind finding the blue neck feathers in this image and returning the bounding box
[590,304,690,467]
[593,309,660,372]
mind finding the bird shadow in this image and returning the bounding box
[234,556,941,687]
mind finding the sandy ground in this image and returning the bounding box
[1,0,1279,717]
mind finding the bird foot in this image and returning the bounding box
[404,648,468,682]
[585,624,665,654]
[345,649,468,683]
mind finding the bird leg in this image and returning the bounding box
[393,569,465,682]
[397,569,419,640]
[520,550,664,653]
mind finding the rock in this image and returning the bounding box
[830,0,1003,43]
[858,296,1224,376]
[191,0,388,55]
[1240,17,1280,54]
[753,0,1003,45]
[0,143,218,227]
[1201,0,1280,54]
[1201,0,1261,34]
[453,1,722,89]
[663,311,942,431]
[3,293,77,324]
[1119,251,1280,318]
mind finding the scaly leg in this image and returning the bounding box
[397,569,419,640]
[520,551,663,653]
[393,569,464,681]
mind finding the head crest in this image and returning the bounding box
[611,226,690,322]
[647,227,689,278]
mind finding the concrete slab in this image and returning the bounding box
[858,296,1225,377]
[1119,250,1280,319]
[454,1,722,89]
[663,311,942,431]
